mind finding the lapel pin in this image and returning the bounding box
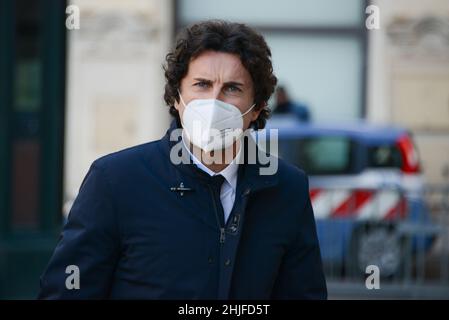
[170,182,194,196]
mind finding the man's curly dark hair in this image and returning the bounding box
[163,20,278,130]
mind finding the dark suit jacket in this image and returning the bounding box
[38,120,327,299]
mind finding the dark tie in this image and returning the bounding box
[210,174,225,193]
[209,174,226,226]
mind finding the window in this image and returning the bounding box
[175,0,367,121]
[279,136,354,175]
[10,0,44,229]
[0,0,66,298]
[178,0,363,27]
[0,0,66,233]
[368,145,402,169]
[265,34,363,120]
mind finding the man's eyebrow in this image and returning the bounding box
[224,81,244,87]
[193,77,213,84]
[192,78,245,87]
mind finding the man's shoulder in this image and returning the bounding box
[275,157,309,192]
[280,158,308,180]
[91,138,165,173]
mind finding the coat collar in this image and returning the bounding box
[158,119,279,194]
[181,130,240,192]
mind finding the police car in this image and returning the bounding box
[259,115,437,278]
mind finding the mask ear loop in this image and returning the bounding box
[177,90,194,150]
[177,89,187,108]
[177,89,189,129]
[241,103,256,117]
[243,103,257,133]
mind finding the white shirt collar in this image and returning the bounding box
[182,131,240,191]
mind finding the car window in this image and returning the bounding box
[278,136,354,175]
[368,145,402,169]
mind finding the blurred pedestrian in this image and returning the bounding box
[273,86,311,122]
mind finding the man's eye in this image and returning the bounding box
[226,85,241,93]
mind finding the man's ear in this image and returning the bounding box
[247,104,263,130]
[174,94,184,114]
[174,101,180,112]
[174,87,184,112]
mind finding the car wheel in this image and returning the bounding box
[349,225,405,279]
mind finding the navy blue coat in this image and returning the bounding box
[38,120,327,299]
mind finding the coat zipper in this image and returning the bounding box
[219,227,226,244]
[208,186,226,244]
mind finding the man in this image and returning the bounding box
[38,20,327,299]
[273,86,311,122]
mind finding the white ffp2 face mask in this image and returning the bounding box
[178,91,256,153]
